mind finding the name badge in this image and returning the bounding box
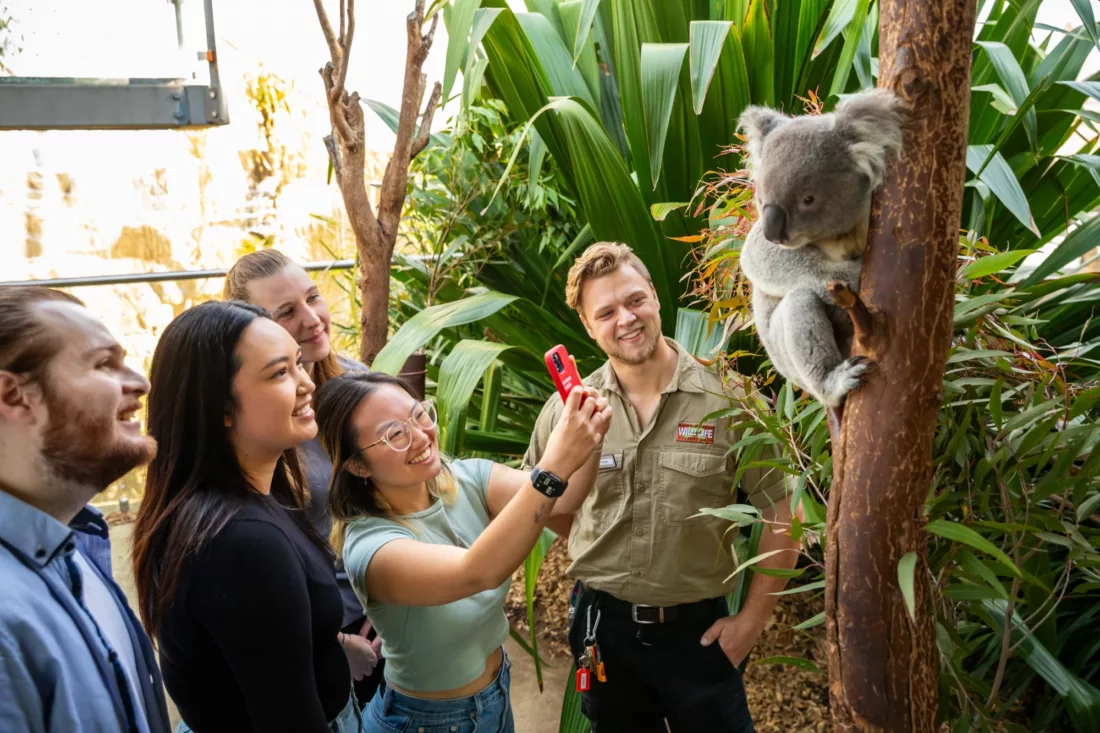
[676,423,715,444]
[599,454,618,470]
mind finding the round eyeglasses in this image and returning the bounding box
[356,399,438,454]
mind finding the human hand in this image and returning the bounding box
[340,627,381,680]
[358,618,383,659]
[542,385,612,478]
[699,613,767,668]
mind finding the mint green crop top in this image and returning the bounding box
[342,458,511,693]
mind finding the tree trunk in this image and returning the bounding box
[825,0,977,731]
[314,0,439,366]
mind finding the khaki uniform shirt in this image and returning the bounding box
[523,338,789,606]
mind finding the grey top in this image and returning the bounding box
[303,354,368,626]
[0,492,172,733]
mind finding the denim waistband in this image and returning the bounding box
[381,649,510,720]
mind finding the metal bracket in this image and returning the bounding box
[0,0,228,131]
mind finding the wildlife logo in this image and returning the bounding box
[676,423,715,444]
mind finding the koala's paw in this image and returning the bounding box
[822,355,875,407]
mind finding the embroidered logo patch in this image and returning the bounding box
[676,423,715,444]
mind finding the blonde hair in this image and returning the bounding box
[565,242,652,313]
[224,249,342,385]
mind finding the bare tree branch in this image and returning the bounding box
[320,63,355,145]
[339,0,346,44]
[417,11,439,65]
[828,282,875,351]
[379,0,433,230]
[333,0,355,108]
[312,0,342,67]
[412,81,442,158]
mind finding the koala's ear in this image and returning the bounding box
[834,89,907,187]
[737,106,789,178]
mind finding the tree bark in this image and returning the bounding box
[313,0,440,365]
[824,1,977,731]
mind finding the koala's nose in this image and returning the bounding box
[762,205,789,244]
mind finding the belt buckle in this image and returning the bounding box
[631,604,664,624]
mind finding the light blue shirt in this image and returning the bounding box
[343,459,511,693]
[0,491,171,733]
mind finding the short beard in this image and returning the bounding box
[605,326,661,366]
[38,382,157,492]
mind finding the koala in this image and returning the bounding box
[736,89,905,408]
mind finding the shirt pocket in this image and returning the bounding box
[579,453,627,527]
[657,450,731,526]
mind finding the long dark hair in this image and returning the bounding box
[133,300,331,634]
[224,249,343,386]
[314,372,454,554]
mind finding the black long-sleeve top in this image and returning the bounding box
[157,496,350,732]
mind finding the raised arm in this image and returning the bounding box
[362,387,611,607]
[486,450,600,536]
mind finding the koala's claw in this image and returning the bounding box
[822,356,876,407]
[848,355,874,370]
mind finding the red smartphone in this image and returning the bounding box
[545,344,586,405]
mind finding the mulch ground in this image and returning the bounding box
[505,538,833,732]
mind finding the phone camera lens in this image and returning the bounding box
[552,354,564,371]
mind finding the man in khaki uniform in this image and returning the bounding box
[524,243,800,733]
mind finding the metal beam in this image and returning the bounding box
[0,78,228,130]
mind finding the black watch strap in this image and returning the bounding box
[530,466,568,498]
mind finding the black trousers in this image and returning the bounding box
[567,586,756,733]
[341,616,385,707]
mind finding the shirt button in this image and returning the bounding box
[34,548,46,559]
[631,569,641,577]
[637,484,647,493]
[65,542,75,552]
[635,528,644,537]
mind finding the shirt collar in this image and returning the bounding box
[0,490,76,567]
[587,338,708,396]
[70,504,110,541]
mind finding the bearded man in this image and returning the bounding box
[524,243,802,732]
[0,286,171,733]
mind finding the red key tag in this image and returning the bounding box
[576,666,591,692]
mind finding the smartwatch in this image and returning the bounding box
[530,466,568,498]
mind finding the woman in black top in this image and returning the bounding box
[132,301,357,733]
[223,249,382,703]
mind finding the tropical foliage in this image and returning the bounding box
[361,0,1100,729]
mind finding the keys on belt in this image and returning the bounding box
[576,605,607,691]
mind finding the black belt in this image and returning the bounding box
[582,585,725,625]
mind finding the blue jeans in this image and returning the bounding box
[365,651,514,733]
[175,688,360,733]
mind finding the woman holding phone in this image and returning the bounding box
[313,371,610,732]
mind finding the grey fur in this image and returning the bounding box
[737,89,905,407]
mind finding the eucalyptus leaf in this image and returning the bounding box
[898,551,918,622]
